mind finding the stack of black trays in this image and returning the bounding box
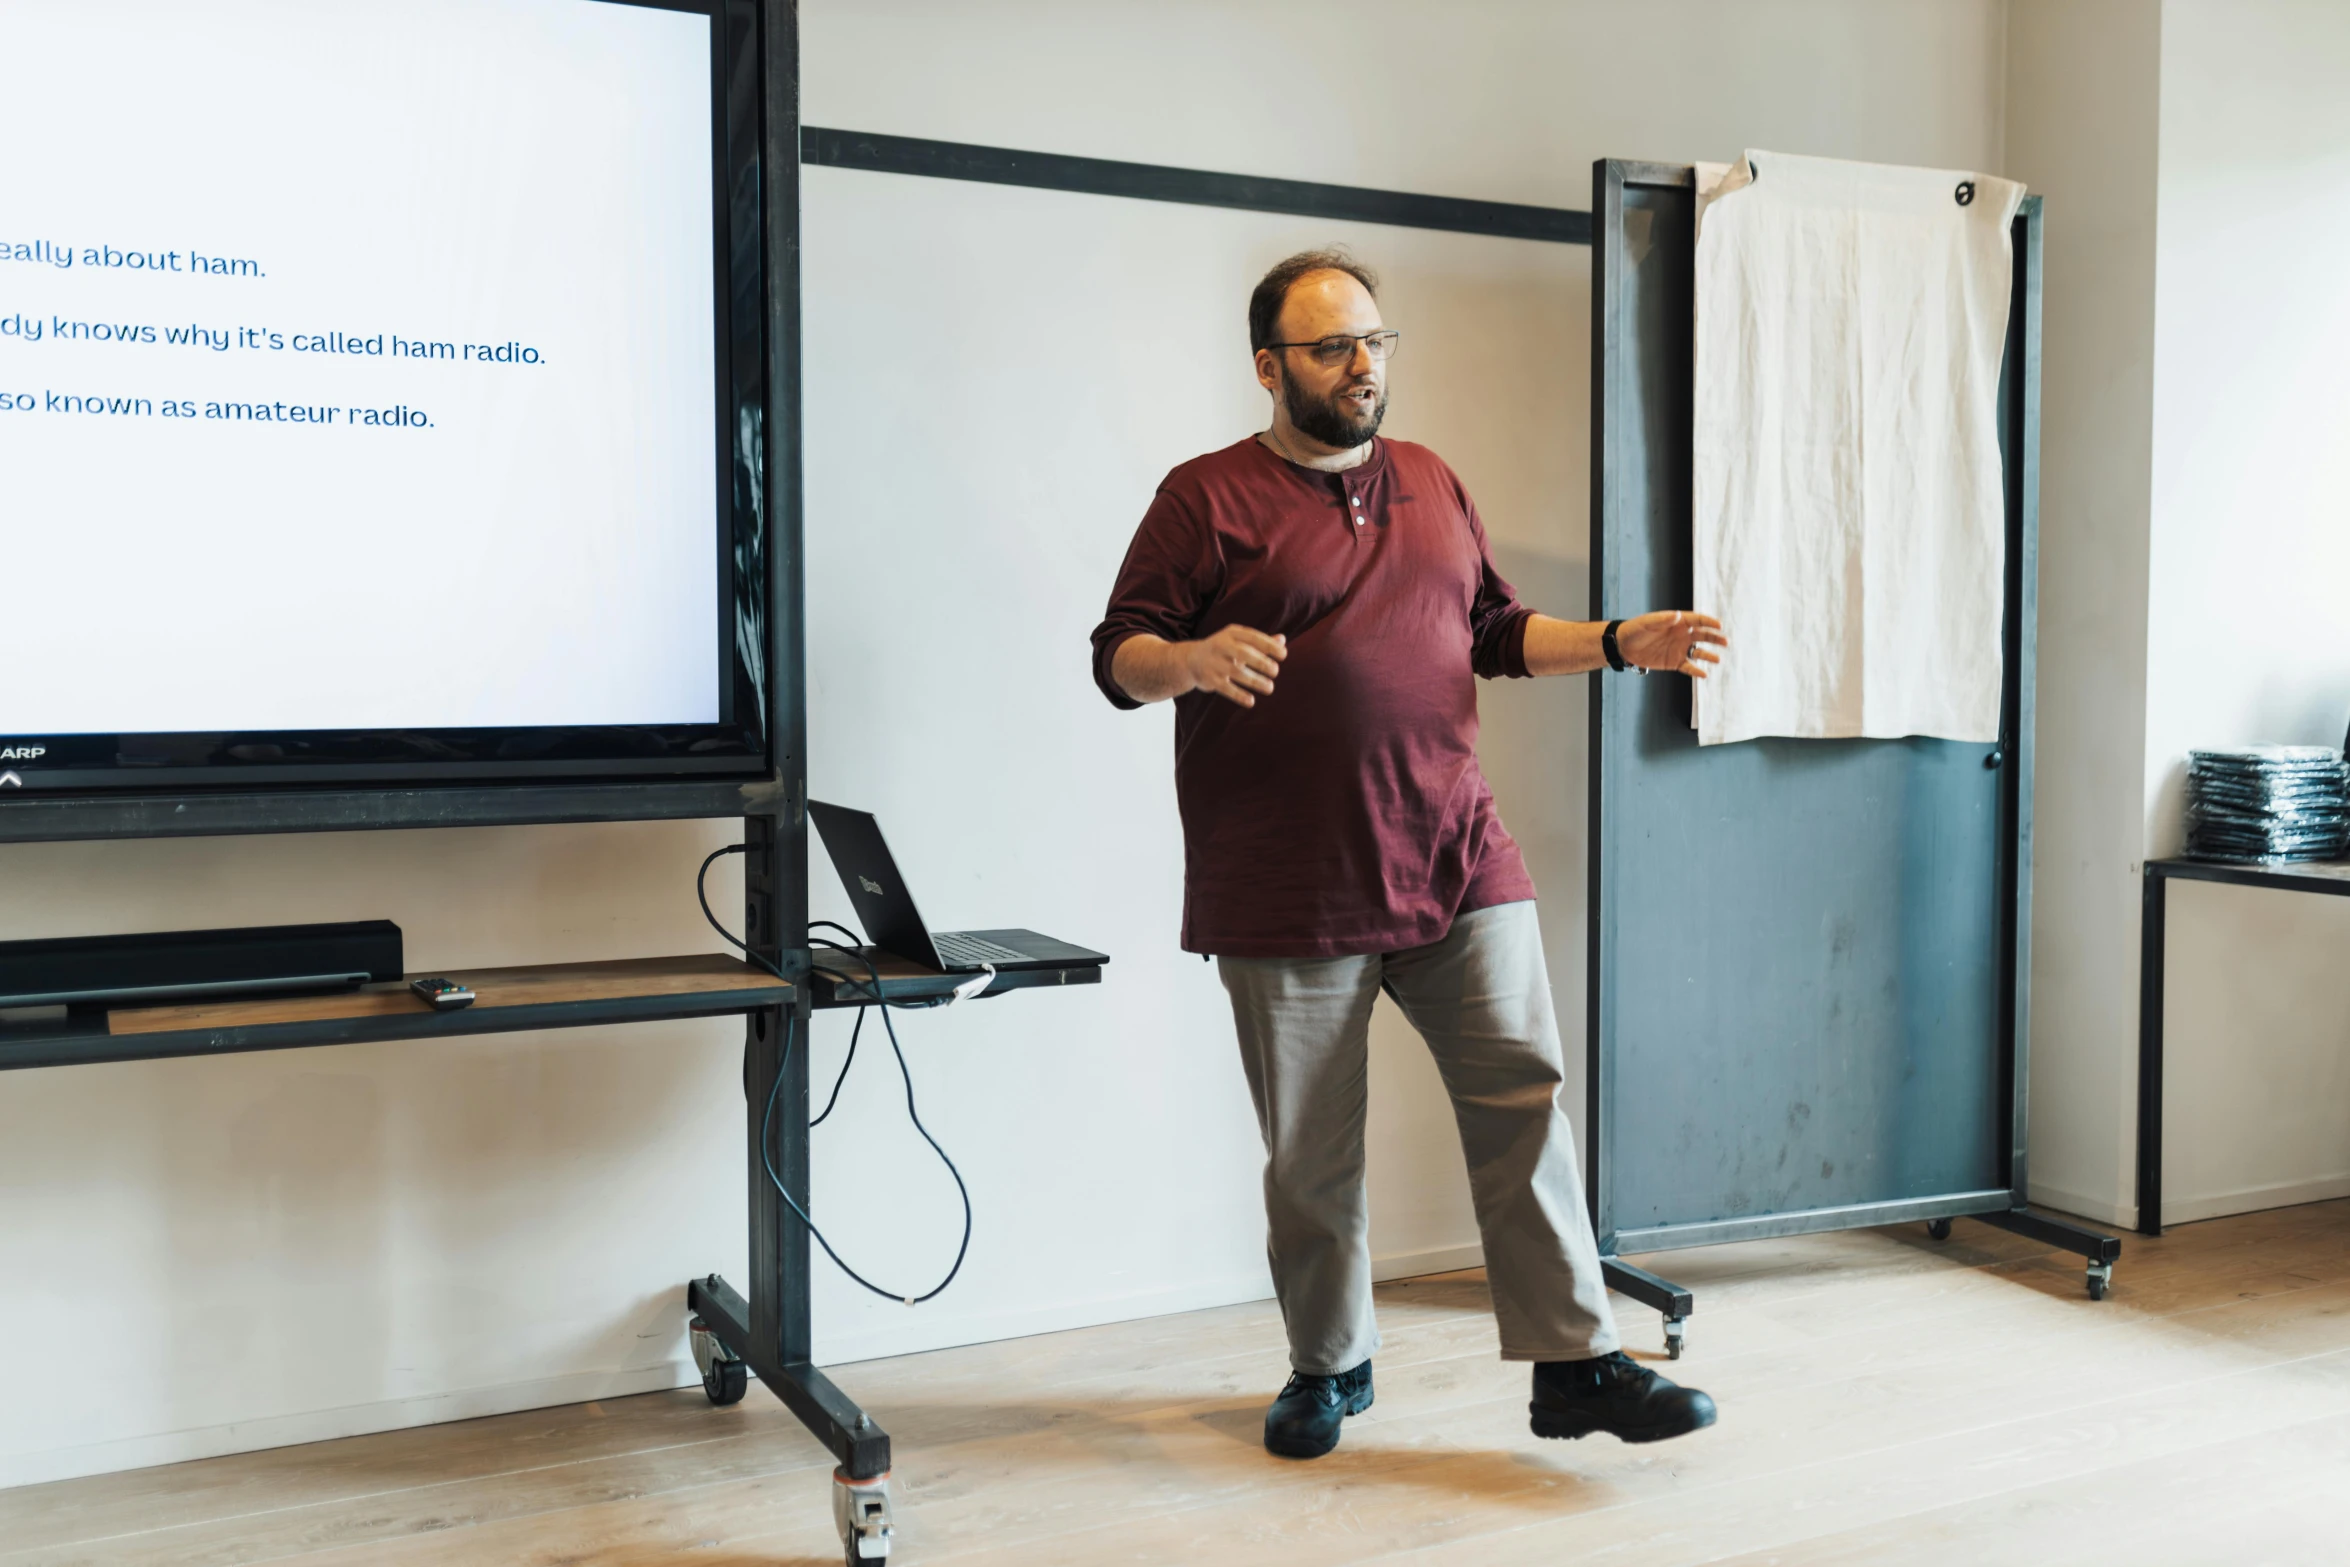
[2183,746,2350,863]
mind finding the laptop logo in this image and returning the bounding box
[859,876,885,897]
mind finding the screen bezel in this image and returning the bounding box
[2,0,771,792]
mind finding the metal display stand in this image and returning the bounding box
[2137,856,2350,1237]
[0,9,1110,1561]
[1587,160,2116,1356]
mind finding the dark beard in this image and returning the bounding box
[1282,371,1387,449]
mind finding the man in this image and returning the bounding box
[1089,250,1726,1459]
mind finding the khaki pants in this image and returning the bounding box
[1218,900,1619,1374]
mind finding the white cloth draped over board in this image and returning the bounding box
[1691,149,2025,747]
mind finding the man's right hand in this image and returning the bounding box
[1111,625,1288,706]
[1183,625,1287,707]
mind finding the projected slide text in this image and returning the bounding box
[0,0,723,735]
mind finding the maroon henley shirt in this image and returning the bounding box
[1091,435,1538,958]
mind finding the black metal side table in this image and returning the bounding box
[2138,856,2350,1235]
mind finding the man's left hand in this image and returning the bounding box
[1618,610,1726,677]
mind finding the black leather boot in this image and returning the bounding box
[1529,1351,1716,1443]
[1262,1359,1374,1458]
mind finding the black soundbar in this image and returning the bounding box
[0,921,404,1009]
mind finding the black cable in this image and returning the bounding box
[697,843,974,1305]
[811,1007,862,1127]
[697,843,788,984]
[804,935,975,1302]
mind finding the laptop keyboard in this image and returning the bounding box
[933,932,1030,966]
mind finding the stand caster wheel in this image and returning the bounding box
[704,1358,747,1405]
[833,1468,895,1564]
[1663,1315,1687,1360]
[2086,1261,2113,1301]
[689,1315,748,1406]
[1926,1218,1953,1241]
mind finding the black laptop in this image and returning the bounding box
[807,801,1108,974]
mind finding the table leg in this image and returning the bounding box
[2136,866,2166,1237]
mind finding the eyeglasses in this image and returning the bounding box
[1266,330,1401,367]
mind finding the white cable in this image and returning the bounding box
[946,963,996,1004]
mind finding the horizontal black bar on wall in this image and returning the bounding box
[802,127,1593,246]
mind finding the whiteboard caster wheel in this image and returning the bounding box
[690,1316,748,1406]
[2086,1261,2112,1301]
[1663,1315,1686,1360]
[833,1468,894,1564]
[1926,1218,1953,1241]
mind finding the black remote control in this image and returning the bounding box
[410,976,476,1010]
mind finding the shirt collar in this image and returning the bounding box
[1254,433,1388,487]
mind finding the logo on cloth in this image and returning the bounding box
[860,876,885,897]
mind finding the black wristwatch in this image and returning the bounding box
[1601,619,1629,673]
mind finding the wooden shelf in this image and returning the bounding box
[0,954,792,1073]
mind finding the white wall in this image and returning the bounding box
[0,823,749,1489]
[797,0,2005,1351]
[2002,0,2163,1223]
[2005,0,2350,1228]
[796,178,1576,1354]
[0,0,2008,1487]
[2142,0,2350,1222]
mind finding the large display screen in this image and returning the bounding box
[0,0,764,786]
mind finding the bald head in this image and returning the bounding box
[1247,248,1379,353]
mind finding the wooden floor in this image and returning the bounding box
[9,1200,2350,1566]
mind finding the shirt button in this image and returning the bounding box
[1351,496,1362,506]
